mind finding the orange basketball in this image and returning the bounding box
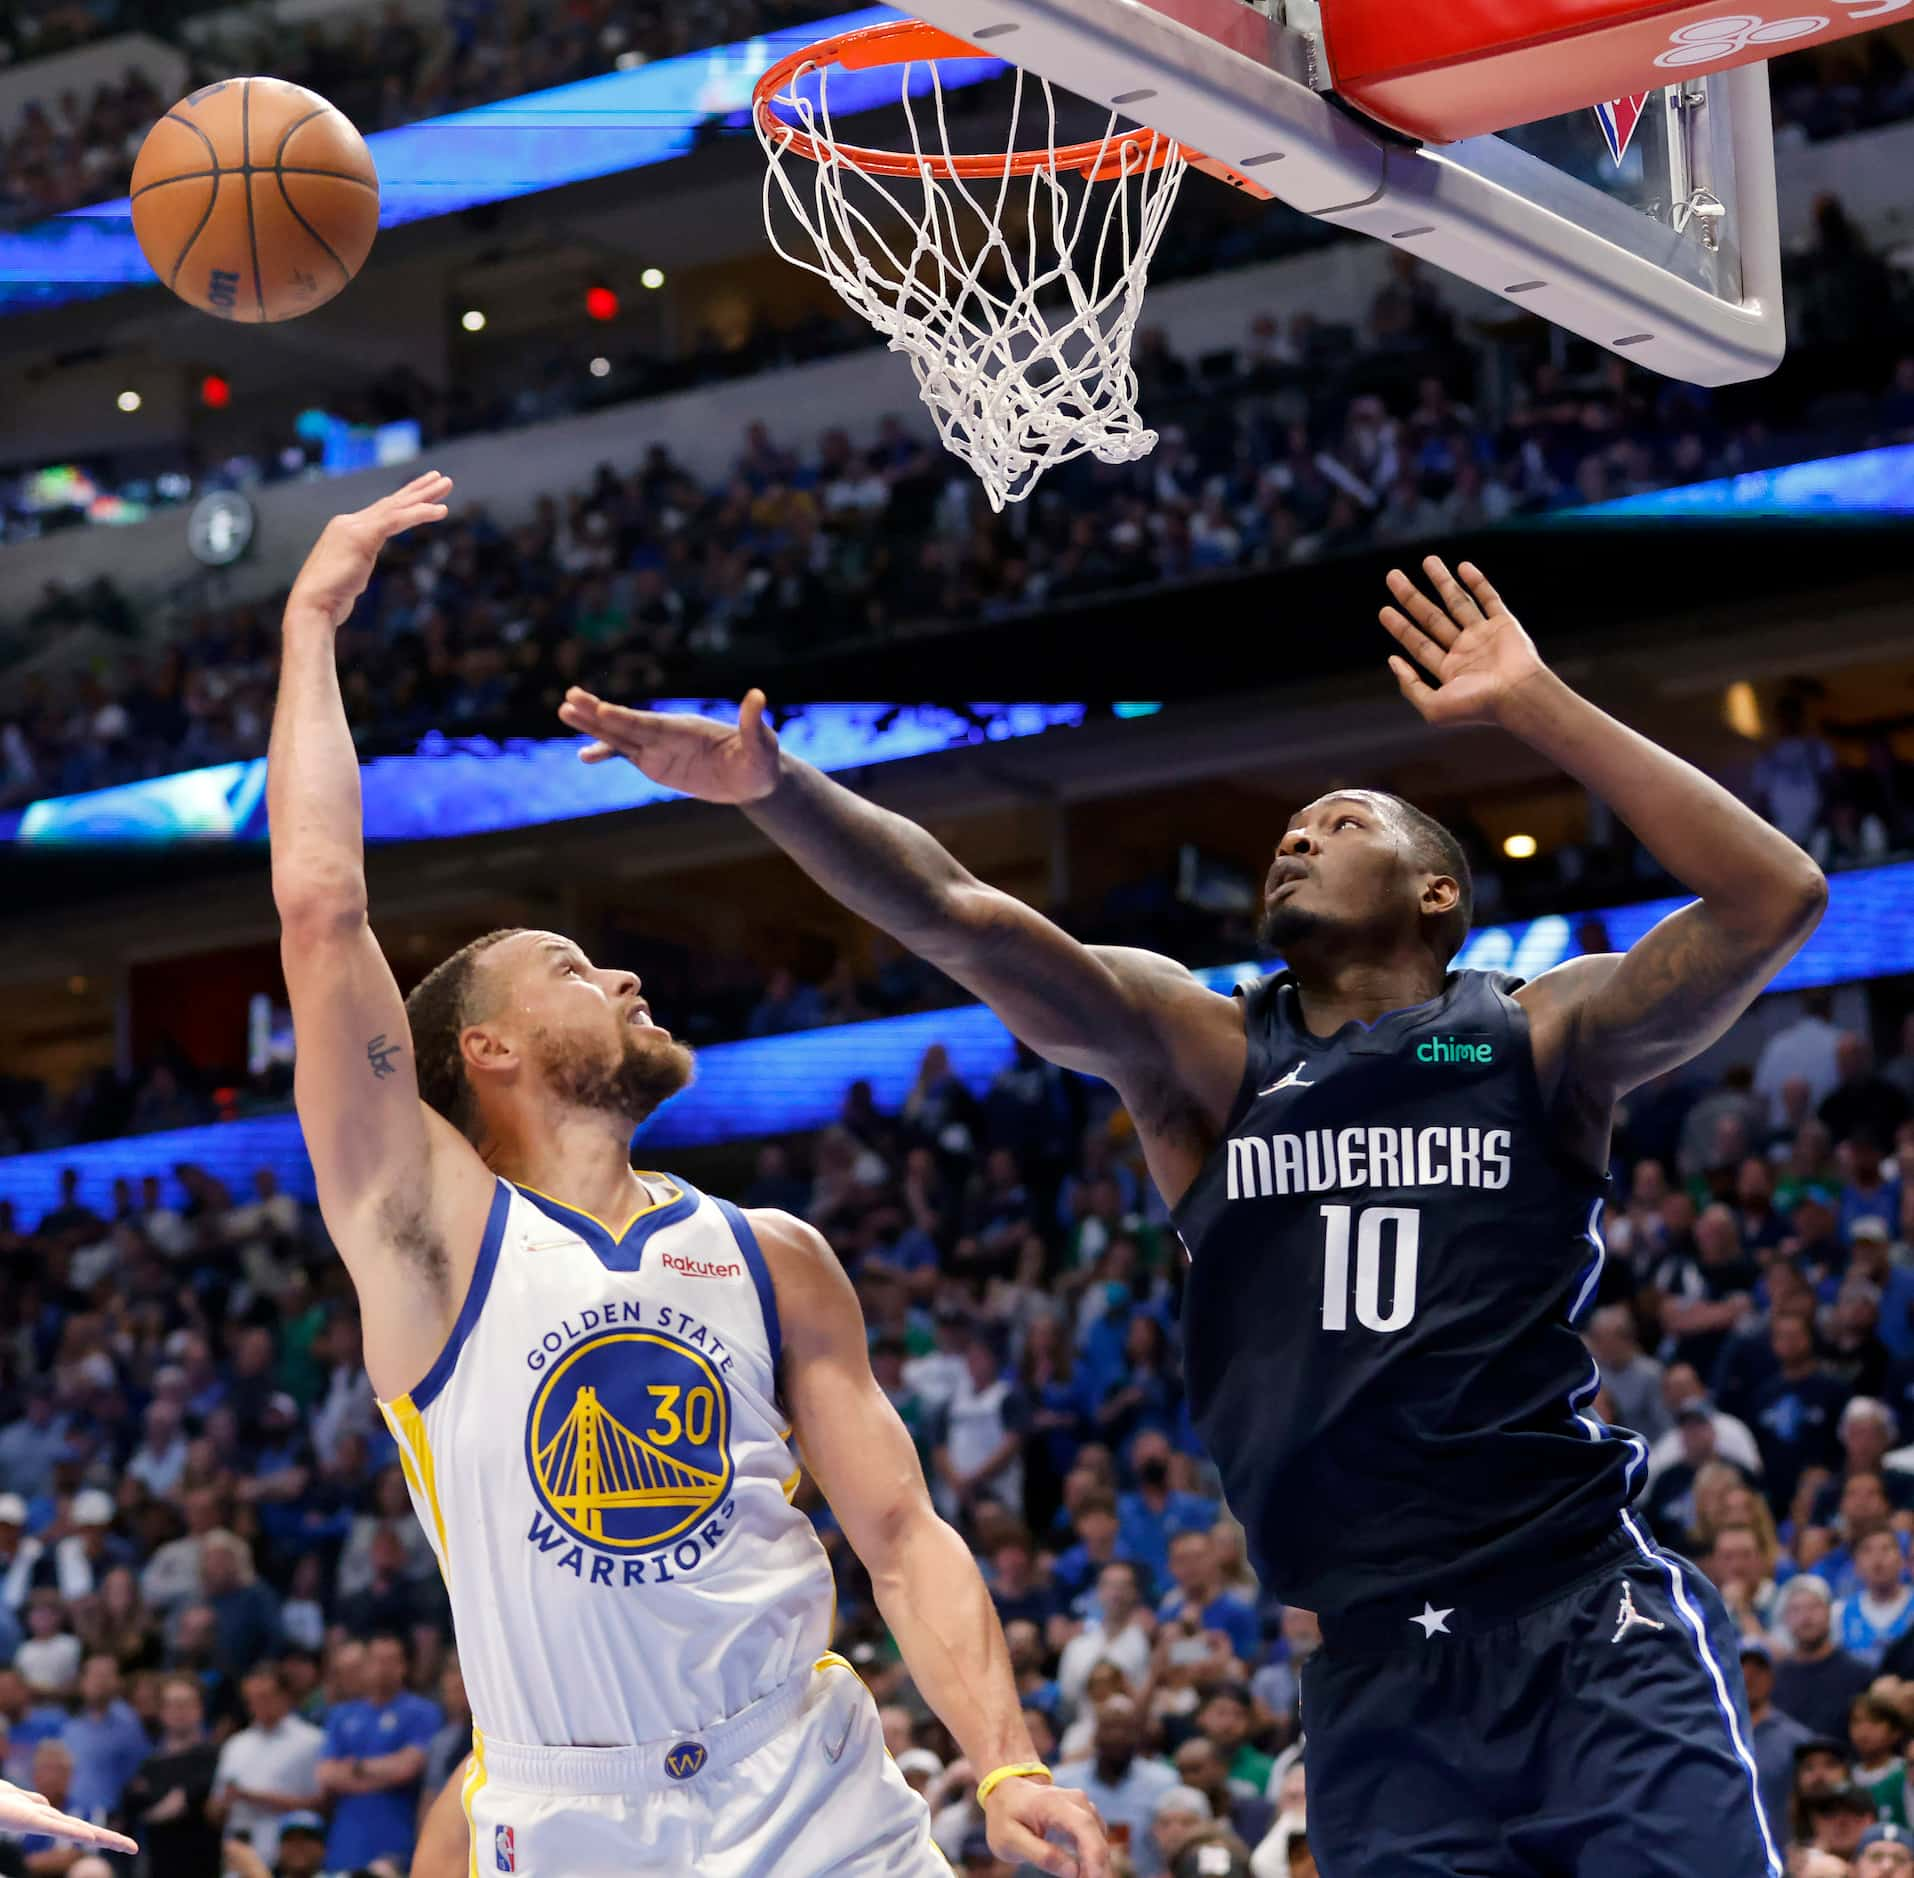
[130,78,380,323]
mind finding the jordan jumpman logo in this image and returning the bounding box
[1610,1582,1666,1644]
[1258,1062,1314,1098]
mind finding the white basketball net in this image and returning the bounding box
[757,54,1189,511]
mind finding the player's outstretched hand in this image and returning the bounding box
[557,687,782,804]
[1378,555,1548,729]
[286,471,455,630]
[983,1774,1109,1878]
[0,1778,137,1854]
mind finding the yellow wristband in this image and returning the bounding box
[976,1762,1052,1807]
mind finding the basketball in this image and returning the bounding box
[130,77,379,323]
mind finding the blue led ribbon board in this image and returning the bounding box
[0,703,1085,846]
[1579,441,1914,518]
[3,860,1910,1225]
[0,6,1001,312]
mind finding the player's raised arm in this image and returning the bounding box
[756,1208,1108,1878]
[1380,556,1827,1106]
[269,473,496,1397]
[554,689,1229,1090]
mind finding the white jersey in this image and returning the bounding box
[379,1173,834,1747]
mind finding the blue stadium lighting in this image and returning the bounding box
[0,703,1086,847]
[1579,440,1914,518]
[0,6,998,312]
[3,858,1908,1223]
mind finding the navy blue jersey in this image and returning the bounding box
[1171,968,1641,1618]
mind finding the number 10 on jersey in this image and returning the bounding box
[1319,1204,1420,1332]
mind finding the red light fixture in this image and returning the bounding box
[585,284,619,322]
[200,373,231,409]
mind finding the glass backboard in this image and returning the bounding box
[891,0,1783,383]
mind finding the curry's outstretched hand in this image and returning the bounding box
[559,688,781,804]
[0,1779,138,1854]
[1379,556,1548,729]
[286,471,454,630]
[983,1774,1109,1878]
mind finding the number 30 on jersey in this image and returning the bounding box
[1319,1203,1420,1333]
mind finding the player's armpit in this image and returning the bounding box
[281,909,494,1391]
[1519,890,1824,1105]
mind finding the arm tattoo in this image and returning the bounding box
[1575,902,1811,1096]
[366,1034,403,1080]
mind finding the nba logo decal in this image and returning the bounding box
[495,1824,516,1871]
[526,1329,733,1552]
[1592,93,1652,166]
[665,1740,708,1780]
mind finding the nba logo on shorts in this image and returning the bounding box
[494,1824,516,1872]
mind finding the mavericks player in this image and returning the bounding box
[558,558,1826,1877]
[267,476,1105,1878]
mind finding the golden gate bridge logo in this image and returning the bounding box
[526,1330,732,1552]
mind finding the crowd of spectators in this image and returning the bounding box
[3,0,1914,228]
[0,0,847,226]
[1772,30,1914,144]
[0,1150,468,1876]
[0,978,1911,1874]
[0,1058,228,1162]
[6,262,1914,816]
[0,145,1304,547]
[0,657,1908,1160]
[0,64,163,229]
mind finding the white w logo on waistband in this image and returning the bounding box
[1610,1581,1667,1643]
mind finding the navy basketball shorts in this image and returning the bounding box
[1299,1518,1781,1878]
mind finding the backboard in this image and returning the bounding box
[892,0,1783,384]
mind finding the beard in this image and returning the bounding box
[531,1023,696,1127]
[1257,895,1332,955]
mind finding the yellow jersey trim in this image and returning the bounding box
[513,1171,684,1243]
[462,1734,487,1878]
[382,1394,452,1588]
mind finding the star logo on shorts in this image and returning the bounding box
[1410,1602,1453,1638]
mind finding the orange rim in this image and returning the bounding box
[752,19,1187,182]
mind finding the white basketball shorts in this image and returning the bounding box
[464,1653,949,1876]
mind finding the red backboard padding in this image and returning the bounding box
[1321,0,1903,141]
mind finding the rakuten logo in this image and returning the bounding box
[663,1252,741,1280]
[1655,0,1910,68]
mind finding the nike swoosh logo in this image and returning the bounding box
[822,1711,856,1763]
